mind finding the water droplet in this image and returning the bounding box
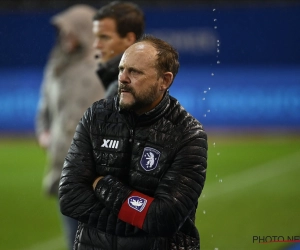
[219,179,223,183]
[207,109,211,112]
[213,8,216,11]
[204,90,207,94]
[208,87,211,90]
[214,248,219,250]
[217,60,221,64]
[217,49,220,53]
[211,73,214,76]
[203,210,206,214]
[214,26,217,29]
[202,97,206,101]
[217,43,220,47]
[213,142,216,147]
[215,174,218,177]
[217,40,220,43]
[217,152,220,156]
[203,114,207,117]
[211,234,214,238]
[214,19,217,21]
[202,194,206,198]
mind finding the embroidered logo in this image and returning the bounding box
[128,196,147,212]
[101,139,119,149]
[140,147,160,171]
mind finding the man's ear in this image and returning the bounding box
[160,72,173,91]
[124,32,136,46]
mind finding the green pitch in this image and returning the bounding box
[1,134,299,250]
[1,138,66,250]
[198,133,300,250]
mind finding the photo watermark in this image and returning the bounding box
[253,236,300,244]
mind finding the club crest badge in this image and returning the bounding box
[128,196,147,212]
[140,147,161,171]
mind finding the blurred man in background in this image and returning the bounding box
[35,5,104,250]
[93,1,145,97]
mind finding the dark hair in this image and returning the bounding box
[93,1,144,40]
[138,34,180,82]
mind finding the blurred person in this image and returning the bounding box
[35,5,105,250]
[93,1,145,97]
[59,35,208,250]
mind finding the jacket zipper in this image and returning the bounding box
[129,129,133,143]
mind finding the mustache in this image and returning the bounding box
[119,84,133,93]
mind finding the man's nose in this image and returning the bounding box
[93,38,102,49]
[119,70,130,84]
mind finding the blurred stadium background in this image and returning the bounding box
[0,0,299,249]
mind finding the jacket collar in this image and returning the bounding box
[96,54,122,90]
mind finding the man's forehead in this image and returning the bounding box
[133,42,149,50]
[130,41,155,52]
[120,49,156,70]
[123,42,156,60]
[93,18,116,31]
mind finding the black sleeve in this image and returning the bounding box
[59,105,103,224]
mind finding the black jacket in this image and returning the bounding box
[59,92,208,250]
[96,54,122,98]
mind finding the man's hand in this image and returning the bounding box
[93,176,103,190]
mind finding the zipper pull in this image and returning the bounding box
[129,129,133,143]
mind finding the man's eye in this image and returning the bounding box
[99,35,109,41]
[130,69,139,74]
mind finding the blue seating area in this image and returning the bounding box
[1,4,299,133]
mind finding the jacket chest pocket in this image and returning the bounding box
[95,151,131,178]
[96,151,118,166]
[94,137,132,177]
[128,143,174,192]
[133,140,175,176]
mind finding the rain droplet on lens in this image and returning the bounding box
[213,142,216,147]
[214,26,217,29]
[219,179,223,183]
[207,109,211,112]
[208,87,211,90]
[213,8,216,11]
[203,210,206,214]
[204,90,207,94]
[217,60,221,64]
[202,97,206,101]
[214,19,217,21]
[203,114,206,117]
[211,73,214,76]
